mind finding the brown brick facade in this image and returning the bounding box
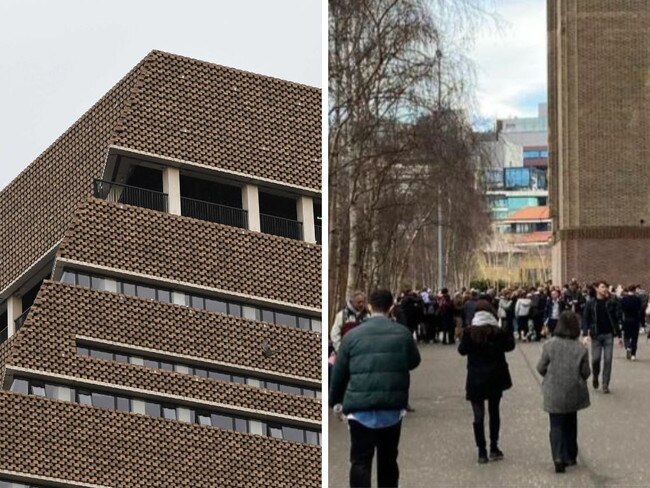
[548,0,650,284]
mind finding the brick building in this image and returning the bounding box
[548,0,650,285]
[0,51,322,487]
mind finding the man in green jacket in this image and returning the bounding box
[330,288,421,488]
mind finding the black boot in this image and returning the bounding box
[489,412,503,460]
[473,422,488,464]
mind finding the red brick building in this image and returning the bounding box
[0,51,321,487]
[548,1,650,286]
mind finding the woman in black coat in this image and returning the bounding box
[458,300,515,464]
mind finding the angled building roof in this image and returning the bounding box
[506,206,550,221]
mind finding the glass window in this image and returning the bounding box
[190,295,205,309]
[145,401,161,418]
[282,426,305,443]
[262,310,274,323]
[137,285,156,300]
[45,384,61,400]
[10,378,28,394]
[298,317,311,330]
[305,430,319,446]
[275,312,297,328]
[197,412,211,426]
[211,413,233,430]
[162,406,177,420]
[92,392,115,409]
[228,303,242,317]
[268,425,283,439]
[309,319,319,333]
[143,359,160,369]
[264,381,279,391]
[194,368,208,378]
[232,375,246,385]
[242,306,261,321]
[205,298,227,314]
[77,390,92,405]
[157,289,172,303]
[116,397,130,412]
[115,353,129,364]
[209,371,230,382]
[160,361,174,372]
[90,349,114,361]
[30,381,46,397]
[234,418,248,433]
[77,273,91,288]
[279,384,302,396]
[61,270,76,285]
[76,346,90,356]
[90,275,105,291]
[121,282,136,297]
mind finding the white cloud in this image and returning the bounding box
[468,0,547,121]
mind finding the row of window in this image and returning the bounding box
[61,269,321,332]
[523,149,548,159]
[77,345,321,399]
[10,377,320,446]
[0,481,44,488]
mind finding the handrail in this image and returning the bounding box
[180,196,248,229]
[93,179,168,212]
[14,306,31,331]
[260,213,303,240]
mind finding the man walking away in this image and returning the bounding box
[621,285,642,361]
[582,281,621,393]
[330,289,421,488]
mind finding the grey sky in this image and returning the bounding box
[469,0,547,122]
[0,0,322,190]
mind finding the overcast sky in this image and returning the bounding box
[469,0,547,125]
[0,0,322,190]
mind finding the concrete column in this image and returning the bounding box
[162,166,182,215]
[297,196,316,243]
[6,295,22,337]
[242,185,261,232]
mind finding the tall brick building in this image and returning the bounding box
[548,0,650,285]
[0,51,322,487]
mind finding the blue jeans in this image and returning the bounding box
[591,333,613,387]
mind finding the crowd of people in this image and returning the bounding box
[328,279,650,487]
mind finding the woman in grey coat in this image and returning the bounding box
[537,311,591,473]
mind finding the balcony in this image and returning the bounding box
[93,179,168,213]
[14,307,31,331]
[261,214,303,240]
[181,197,248,229]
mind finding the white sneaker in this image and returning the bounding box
[632,356,637,361]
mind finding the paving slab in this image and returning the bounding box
[329,335,650,487]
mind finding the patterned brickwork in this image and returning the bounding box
[548,0,650,283]
[0,392,320,487]
[58,198,322,309]
[0,61,144,292]
[7,281,320,421]
[112,50,321,190]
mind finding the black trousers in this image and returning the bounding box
[623,320,640,355]
[349,420,402,488]
[471,394,501,449]
[549,412,578,464]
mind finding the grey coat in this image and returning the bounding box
[536,337,591,413]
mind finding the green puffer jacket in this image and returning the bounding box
[329,315,421,413]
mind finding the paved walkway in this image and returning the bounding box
[329,335,650,487]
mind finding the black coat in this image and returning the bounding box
[458,325,515,401]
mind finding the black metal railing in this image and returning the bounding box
[181,197,248,229]
[315,225,322,245]
[93,179,168,212]
[260,214,303,240]
[0,325,7,344]
[14,307,31,331]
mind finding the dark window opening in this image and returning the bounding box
[124,165,163,193]
[259,192,302,240]
[180,175,246,228]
